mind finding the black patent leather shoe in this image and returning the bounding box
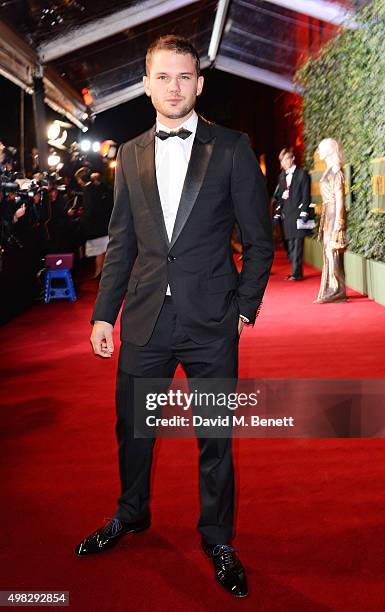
[75,516,150,556]
[202,540,248,598]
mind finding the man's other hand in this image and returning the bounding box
[91,321,114,358]
[238,318,246,336]
[299,211,309,223]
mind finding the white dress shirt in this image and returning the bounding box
[155,111,198,295]
[156,111,198,240]
[285,164,296,188]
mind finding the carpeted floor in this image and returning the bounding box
[1,252,385,611]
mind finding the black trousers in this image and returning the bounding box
[115,297,239,545]
[286,237,304,278]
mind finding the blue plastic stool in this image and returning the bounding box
[44,268,77,303]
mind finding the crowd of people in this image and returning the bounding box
[0,141,113,321]
[0,129,348,323]
[1,145,112,253]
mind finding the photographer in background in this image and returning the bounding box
[43,183,77,254]
[0,153,27,237]
[0,146,45,322]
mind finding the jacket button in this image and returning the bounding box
[167,255,176,262]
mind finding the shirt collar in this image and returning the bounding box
[286,165,296,175]
[156,110,198,137]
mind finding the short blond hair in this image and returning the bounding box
[279,148,294,162]
[146,35,200,76]
[319,138,344,168]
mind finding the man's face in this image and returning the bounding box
[143,50,204,125]
[281,154,295,171]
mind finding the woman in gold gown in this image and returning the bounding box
[315,138,348,303]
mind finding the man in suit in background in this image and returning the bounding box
[273,148,311,280]
[75,35,273,598]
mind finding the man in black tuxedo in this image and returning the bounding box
[75,36,273,598]
[273,148,311,280]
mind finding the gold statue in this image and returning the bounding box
[315,138,348,303]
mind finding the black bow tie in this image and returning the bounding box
[155,128,192,141]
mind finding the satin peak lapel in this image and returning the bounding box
[170,120,215,249]
[135,129,169,249]
[290,167,299,191]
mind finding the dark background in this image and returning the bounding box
[1,69,302,194]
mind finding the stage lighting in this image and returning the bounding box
[80,140,91,152]
[47,123,60,140]
[48,120,71,150]
[92,141,100,153]
[109,160,117,169]
[48,153,61,167]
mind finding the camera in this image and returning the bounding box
[0,164,66,252]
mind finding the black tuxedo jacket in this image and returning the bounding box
[275,167,310,239]
[92,117,273,345]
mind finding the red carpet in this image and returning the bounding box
[1,252,385,611]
